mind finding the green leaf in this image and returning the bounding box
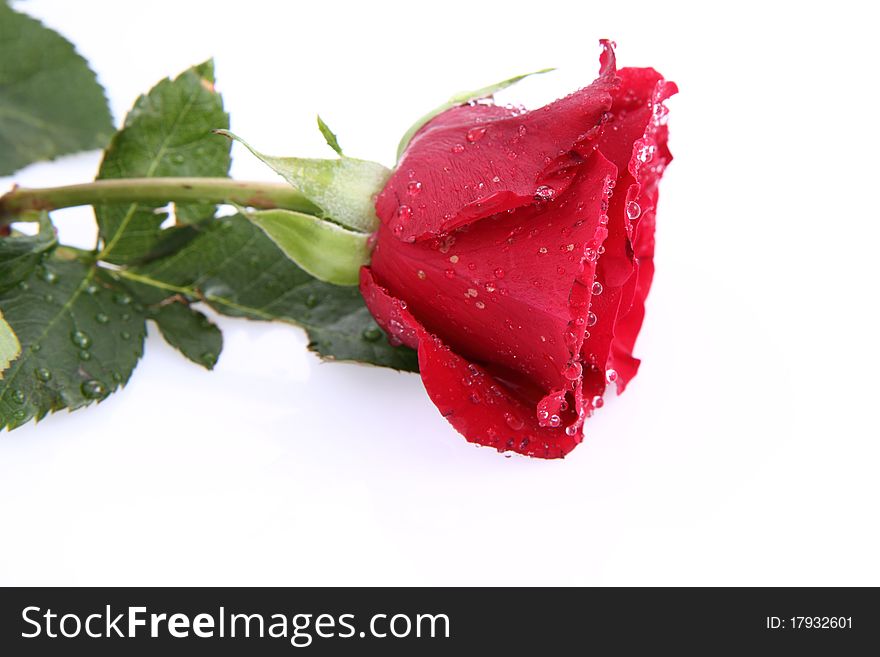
[125,214,418,371]
[0,3,113,175]
[396,67,555,160]
[0,213,57,293]
[217,130,387,233]
[151,301,222,370]
[0,310,20,379]
[243,207,370,286]
[317,115,343,155]
[96,60,230,264]
[0,255,147,431]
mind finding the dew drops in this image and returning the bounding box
[475,301,486,310]
[592,281,604,296]
[305,293,319,308]
[201,352,218,367]
[79,349,91,361]
[562,360,583,380]
[18,281,28,291]
[587,312,597,327]
[605,368,618,383]
[466,126,487,143]
[406,181,422,196]
[114,293,132,306]
[444,269,455,279]
[11,389,25,404]
[34,367,52,382]
[31,344,41,352]
[491,175,501,183]
[111,372,123,383]
[626,201,641,221]
[43,293,54,303]
[466,288,478,298]
[538,246,548,255]
[85,284,99,295]
[548,414,561,428]
[449,255,459,264]
[81,380,107,399]
[71,330,92,349]
[362,327,382,342]
[172,153,185,164]
[120,330,131,340]
[397,204,412,223]
[39,268,58,284]
[95,312,109,324]
[121,312,131,321]
[534,185,556,202]
[592,395,604,409]
[504,412,524,431]
[565,424,579,436]
[493,267,505,279]
[417,270,427,280]
[451,144,465,154]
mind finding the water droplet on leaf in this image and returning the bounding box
[81,380,107,399]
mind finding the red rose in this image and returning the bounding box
[360,41,676,458]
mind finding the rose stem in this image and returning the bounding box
[0,178,318,224]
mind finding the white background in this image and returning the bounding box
[1,0,877,586]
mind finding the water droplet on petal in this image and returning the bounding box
[548,414,561,428]
[592,281,603,295]
[466,126,487,143]
[406,181,422,196]
[451,144,465,154]
[397,204,412,223]
[605,368,618,383]
[592,395,604,409]
[563,360,583,380]
[626,201,641,221]
[494,268,505,279]
[504,412,524,430]
[534,185,556,202]
[475,301,485,309]
[417,270,427,280]
[587,312,597,327]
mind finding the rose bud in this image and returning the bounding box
[360,41,676,458]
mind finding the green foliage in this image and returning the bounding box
[96,60,230,263]
[0,45,417,432]
[0,255,147,430]
[127,214,418,371]
[0,3,113,174]
[151,302,222,370]
[0,213,57,293]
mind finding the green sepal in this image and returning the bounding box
[242,207,370,286]
[216,130,387,233]
[396,67,555,160]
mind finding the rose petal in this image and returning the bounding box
[579,68,677,396]
[367,152,617,399]
[360,268,580,458]
[378,42,619,243]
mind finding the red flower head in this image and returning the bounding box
[360,41,676,458]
